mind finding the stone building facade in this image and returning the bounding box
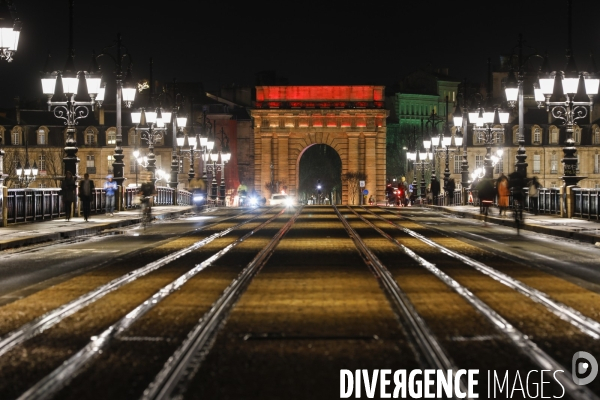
[251,86,388,204]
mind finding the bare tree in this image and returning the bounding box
[342,171,367,205]
[3,148,24,188]
[39,148,66,188]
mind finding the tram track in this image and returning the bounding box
[2,205,600,399]
[0,208,267,359]
[16,207,298,400]
[343,206,599,400]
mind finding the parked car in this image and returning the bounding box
[269,194,294,206]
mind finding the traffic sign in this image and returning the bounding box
[363,189,369,195]
[359,180,365,188]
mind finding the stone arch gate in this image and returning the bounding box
[251,86,388,204]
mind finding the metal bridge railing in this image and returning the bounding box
[572,188,600,220]
[1,185,193,226]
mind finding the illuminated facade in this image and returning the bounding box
[251,86,388,204]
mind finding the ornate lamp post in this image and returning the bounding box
[468,105,509,179]
[131,107,168,188]
[503,35,545,177]
[424,110,444,190]
[15,139,37,187]
[131,59,171,188]
[40,1,101,177]
[0,0,20,62]
[175,104,214,189]
[407,145,431,203]
[429,97,458,203]
[452,100,469,204]
[208,127,231,204]
[93,33,136,190]
[537,2,599,186]
[167,81,185,189]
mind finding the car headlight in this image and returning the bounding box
[249,197,258,205]
[285,197,294,207]
[193,195,204,202]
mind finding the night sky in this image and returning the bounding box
[1,0,600,109]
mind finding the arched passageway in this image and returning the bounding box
[297,144,342,204]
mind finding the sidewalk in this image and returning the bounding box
[0,206,194,251]
[427,204,600,245]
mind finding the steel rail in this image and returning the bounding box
[369,206,600,339]
[351,206,600,400]
[141,206,302,400]
[17,207,295,400]
[333,206,470,400]
[0,208,269,358]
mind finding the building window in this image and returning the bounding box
[475,155,484,170]
[595,126,600,144]
[577,154,580,172]
[86,155,96,174]
[512,126,519,145]
[595,154,600,174]
[107,128,116,145]
[475,132,484,145]
[533,154,541,174]
[551,153,558,174]
[494,156,503,174]
[38,129,46,145]
[533,127,541,144]
[107,155,114,173]
[454,156,461,174]
[12,129,20,145]
[38,154,46,172]
[550,126,559,144]
[86,129,95,145]
[573,126,581,144]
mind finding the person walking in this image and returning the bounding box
[104,174,118,216]
[61,171,77,221]
[476,178,495,216]
[430,176,440,205]
[528,176,541,215]
[496,173,510,216]
[79,173,95,222]
[509,171,526,233]
[446,177,455,206]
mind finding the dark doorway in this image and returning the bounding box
[298,144,342,205]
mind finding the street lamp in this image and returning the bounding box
[167,80,186,189]
[40,1,100,177]
[131,58,170,188]
[468,105,509,179]
[94,33,136,191]
[423,109,445,190]
[503,35,545,177]
[210,127,231,203]
[175,102,214,188]
[537,3,599,186]
[407,145,431,203]
[452,98,469,204]
[429,97,458,202]
[15,139,37,187]
[0,0,21,62]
